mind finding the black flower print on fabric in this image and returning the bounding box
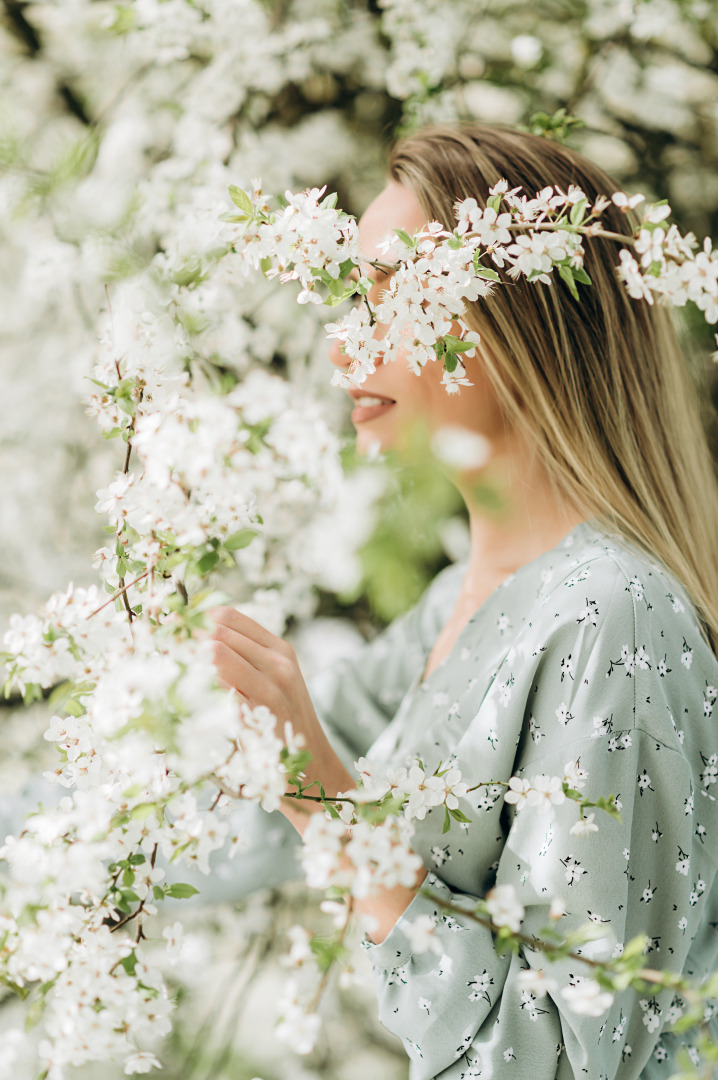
[331,522,718,1080]
[467,971,493,1005]
[577,597,600,626]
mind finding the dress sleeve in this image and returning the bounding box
[308,559,467,767]
[361,589,712,1078]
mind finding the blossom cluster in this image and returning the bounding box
[0,621,293,1075]
[232,179,718,393]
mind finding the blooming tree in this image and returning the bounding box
[2,1,718,1077]
[2,167,718,1076]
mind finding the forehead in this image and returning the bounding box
[358,180,427,260]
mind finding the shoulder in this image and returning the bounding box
[537,525,708,651]
[519,525,717,752]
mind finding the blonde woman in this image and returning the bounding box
[210,124,718,1078]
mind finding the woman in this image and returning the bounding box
[210,125,718,1078]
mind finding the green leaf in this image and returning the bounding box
[443,333,476,354]
[449,806,473,824]
[570,198,588,226]
[442,805,452,834]
[195,550,220,574]
[327,275,353,298]
[310,935,349,974]
[312,267,334,285]
[108,4,137,34]
[486,194,502,213]
[228,186,254,216]
[572,267,592,285]
[129,802,157,821]
[558,264,580,301]
[527,107,584,143]
[443,352,458,374]
[166,883,200,899]
[594,796,621,821]
[0,974,30,999]
[476,267,500,281]
[338,258,357,278]
[115,394,136,418]
[122,868,135,887]
[120,951,138,976]
[393,228,415,249]
[320,191,339,210]
[224,529,257,551]
[260,255,272,275]
[218,211,250,224]
[281,746,313,783]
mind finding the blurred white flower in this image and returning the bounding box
[431,425,492,470]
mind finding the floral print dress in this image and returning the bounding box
[308,518,718,1079]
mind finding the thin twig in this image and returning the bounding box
[88,570,149,618]
[366,220,646,280]
[110,899,146,934]
[308,897,354,1013]
[428,892,691,994]
[282,791,357,805]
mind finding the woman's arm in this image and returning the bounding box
[365,731,706,1079]
[209,605,429,933]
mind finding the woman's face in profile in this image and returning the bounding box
[327,179,505,464]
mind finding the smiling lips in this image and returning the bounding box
[348,389,396,424]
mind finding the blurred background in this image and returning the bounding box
[1,1,718,1076]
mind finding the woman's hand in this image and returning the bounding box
[209,605,426,943]
[209,606,355,831]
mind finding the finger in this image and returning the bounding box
[215,671,249,703]
[209,606,290,653]
[212,641,277,707]
[211,622,278,674]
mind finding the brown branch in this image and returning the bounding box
[110,899,146,934]
[88,570,149,618]
[282,791,357,805]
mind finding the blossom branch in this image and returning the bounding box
[87,569,149,618]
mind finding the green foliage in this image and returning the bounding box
[228,186,254,216]
[349,445,464,624]
[525,108,585,143]
[442,804,473,833]
[165,883,201,899]
[346,420,510,624]
[309,934,349,974]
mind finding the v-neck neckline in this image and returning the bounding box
[415,517,600,691]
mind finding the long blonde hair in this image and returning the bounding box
[389,123,718,655]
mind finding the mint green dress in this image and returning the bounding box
[307,518,718,1079]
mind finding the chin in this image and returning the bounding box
[356,429,392,457]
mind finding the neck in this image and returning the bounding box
[454,447,589,593]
